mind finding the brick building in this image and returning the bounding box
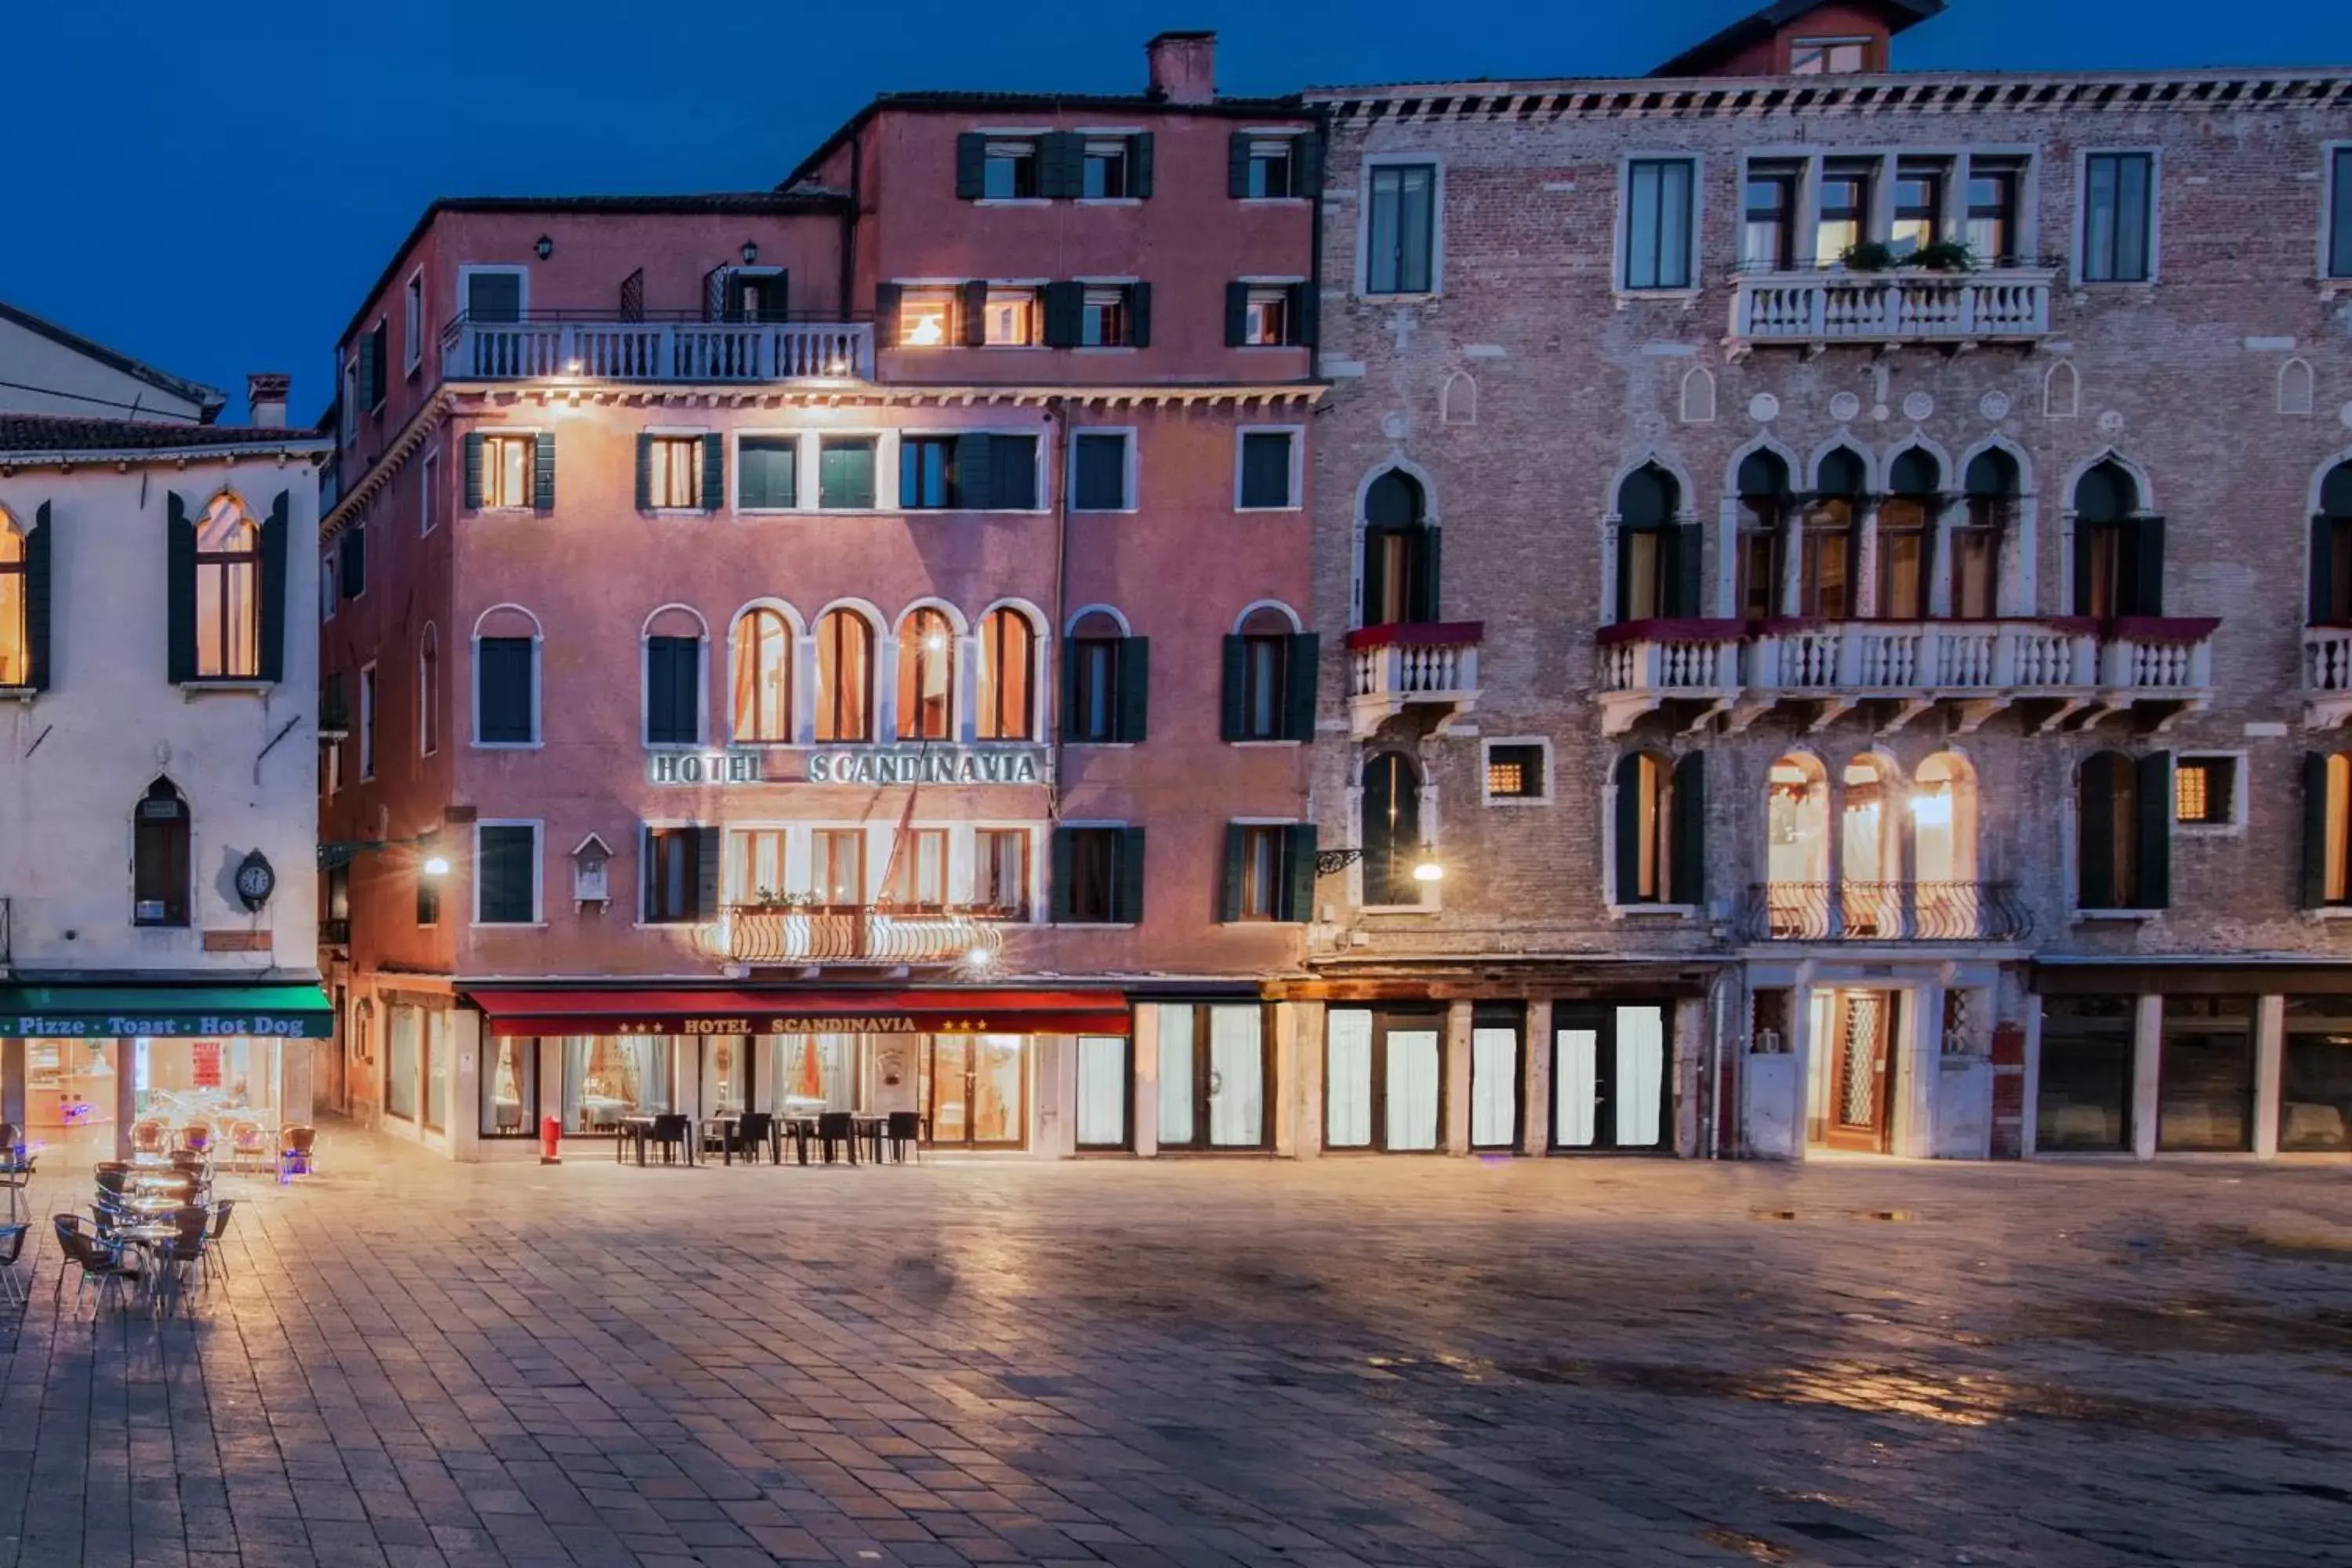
[1292,0,2352,1161]
[318,34,1327,1159]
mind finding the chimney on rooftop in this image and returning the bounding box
[247,373,290,428]
[1145,31,1216,105]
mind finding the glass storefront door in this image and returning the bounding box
[926,1035,1026,1148]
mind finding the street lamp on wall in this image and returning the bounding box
[534,234,554,260]
[741,240,759,266]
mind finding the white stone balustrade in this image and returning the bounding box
[1729,267,2053,349]
[1347,623,1483,738]
[444,318,874,383]
[2303,627,2352,729]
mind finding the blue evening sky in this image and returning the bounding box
[8,0,2344,421]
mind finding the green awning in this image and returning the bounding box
[0,984,334,1040]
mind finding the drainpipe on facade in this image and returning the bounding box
[1047,395,1069,824]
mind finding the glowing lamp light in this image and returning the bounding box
[926,634,947,652]
[1909,788,1954,829]
[964,944,994,968]
[906,313,946,347]
[421,855,453,877]
[1412,860,1445,884]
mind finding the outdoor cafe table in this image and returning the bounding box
[106,1221,183,1308]
[613,1115,656,1166]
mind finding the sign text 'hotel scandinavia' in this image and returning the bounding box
[647,746,1047,786]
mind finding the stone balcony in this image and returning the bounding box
[1346,622,1483,739]
[1598,617,2217,736]
[1726,266,2054,354]
[441,313,873,384]
[707,904,1005,970]
[2302,626,2352,729]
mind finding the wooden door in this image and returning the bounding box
[1824,990,1896,1152]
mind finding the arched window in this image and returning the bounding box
[643,607,706,747]
[1737,450,1791,620]
[1763,754,1828,937]
[1067,610,1129,744]
[1361,470,1436,626]
[1878,449,1939,620]
[418,624,440,757]
[731,608,793,742]
[133,778,191,927]
[1614,464,1686,622]
[0,517,25,688]
[1232,606,1294,741]
[196,495,261,678]
[1914,752,1983,936]
[2079,750,2168,910]
[1612,750,1704,906]
[1957,449,2018,619]
[2310,462,2352,627]
[1361,751,1425,906]
[1802,448,1864,619]
[474,604,540,746]
[976,607,1036,740]
[1840,756,1903,936]
[815,609,873,742]
[2073,459,2159,617]
[897,608,957,740]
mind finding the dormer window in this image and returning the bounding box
[1790,36,1871,74]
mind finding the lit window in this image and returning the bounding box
[645,436,701,508]
[977,608,1035,740]
[1486,743,1544,801]
[1791,36,1870,74]
[815,609,873,742]
[896,608,956,741]
[730,827,788,905]
[898,288,956,348]
[983,289,1039,347]
[811,829,866,906]
[977,828,1030,916]
[1891,166,1945,257]
[1082,139,1131,199]
[1742,165,1798,270]
[194,495,261,680]
[2175,756,2236,826]
[984,139,1040,199]
[481,434,533,509]
[731,608,791,742]
[1243,288,1290,346]
[1966,164,2021,264]
[0,522,25,688]
[884,828,949,909]
[1817,166,1871,267]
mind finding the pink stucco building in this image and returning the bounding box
[319,34,1325,1159]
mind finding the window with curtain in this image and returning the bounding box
[2072,459,2149,617]
[1359,469,1431,626]
[565,1036,672,1131]
[194,495,260,679]
[1614,463,1682,621]
[1156,1003,1265,1149]
[1622,158,1695,289]
[1075,1036,1130,1149]
[811,828,865,906]
[883,828,948,909]
[2082,151,2154,283]
[1737,451,1791,621]
[975,828,1030,917]
[1801,448,1864,619]
[815,610,873,742]
[0,521,24,687]
[1066,612,1125,743]
[480,1036,535,1136]
[731,608,792,742]
[1957,450,2016,619]
[771,1036,854,1116]
[1878,448,1939,621]
[729,827,787,904]
[1365,163,1436,294]
[423,1011,450,1132]
[976,608,1034,739]
[897,608,956,739]
[1235,607,1292,740]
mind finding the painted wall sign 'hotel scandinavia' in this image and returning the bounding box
[645,746,1050,786]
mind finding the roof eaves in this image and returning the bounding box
[0,300,227,419]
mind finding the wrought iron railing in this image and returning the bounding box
[1742,881,2031,942]
[710,903,1009,967]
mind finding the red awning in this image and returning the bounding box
[464,987,1131,1038]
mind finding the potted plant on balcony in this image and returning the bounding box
[1838,240,1896,272]
[737,887,818,913]
[1905,239,1976,273]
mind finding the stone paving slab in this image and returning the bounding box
[2,1132,2350,1565]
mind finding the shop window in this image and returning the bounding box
[564,1036,673,1131]
[386,1005,421,1122]
[1470,1007,1522,1150]
[1325,1008,1442,1151]
[1156,1002,1266,1149]
[976,607,1036,740]
[132,778,191,927]
[1552,1004,1670,1151]
[2078,751,2171,910]
[2281,996,2352,1152]
[423,1011,449,1134]
[896,608,957,739]
[815,609,873,742]
[2158,996,2253,1152]
[1075,1035,1131,1149]
[2037,996,2136,1152]
[699,1036,748,1117]
[771,1036,853,1117]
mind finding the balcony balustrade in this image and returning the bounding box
[441,313,873,384]
[1347,622,1483,739]
[709,903,1006,968]
[1597,619,1744,735]
[2303,626,2352,729]
[1743,881,2031,944]
[1727,266,2053,352]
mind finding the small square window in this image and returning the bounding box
[2175,756,2238,826]
[645,435,702,508]
[983,288,1040,347]
[481,434,535,509]
[1082,139,1131,199]
[898,287,956,347]
[1790,36,1870,74]
[1243,288,1291,347]
[1247,139,1297,198]
[1486,743,1547,802]
[985,139,1040,199]
[1081,287,1131,348]
[1073,432,1131,511]
[1238,430,1296,510]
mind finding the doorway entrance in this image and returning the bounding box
[924,1035,1027,1149]
[1815,989,1899,1152]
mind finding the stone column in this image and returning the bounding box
[2253,995,2285,1159]
[1523,1000,1553,1156]
[1443,1000,1473,1155]
[1131,1003,1158,1158]
[448,1010,481,1162]
[2132,993,2163,1161]
[1287,1001,1324,1159]
[115,1044,138,1163]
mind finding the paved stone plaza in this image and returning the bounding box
[1,1131,2348,1567]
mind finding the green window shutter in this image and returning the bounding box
[24,502,50,691]
[1128,282,1152,347]
[1291,281,1319,349]
[2303,753,2335,909]
[955,133,987,199]
[1283,632,1319,740]
[1116,635,1149,742]
[634,434,653,512]
[2135,750,2172,909]
[1411,527,1443,623]
[1047,132,1087,198]
[2311,514,2335,626]
[1048,827,1075,921]
[2078,753,2118,907]
[874,281,903,345]
[1219,823,1246,923]
[355,336,378,410]
[990,435,1038,510]
[533,431,557,510]
[1058,637,1082,743]
[2132,515,2165,616]
[1225,282,1249,347]
[2072,518,2097,615]
[1297,134,1325,198]
[1042,282,1083,348]
[1361,530,1389,627]
[1670,751,1707,906]
[640,826,659,924]
[700,433,724,512]
[1668,523,1704,617]
[1219,635,1248,741]
[695,826,723,919]
[960,279,989,347]
[1228,130,1252,198]
[165,492,195,684]
[463,432,485,510]
[1116,826,1147,924]
[260,491,289,683]
[1284,822,1318,922]
[1130,133,1154,198]
[953,433,994,510]
[1613,753,1646,904]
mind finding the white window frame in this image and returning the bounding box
[357,662,377,781]
[2074,147,2161,287]
[897,428,1047,515]
[1236,276,1307,348]
[642,427,710,514]
[1068,426,1138,514]
[967,820,1047,924]
[471,610,544,751]
[641,618,710,751]
[1615,153,1704,297]
[472,819,545,928]
[477,428,542,513]
[419,448,441,535]
[1074,128,1145,206]
[1233,424,1305,513]
[2322,140,2352,286]
[402,268,425,374]
[732,430,807,514]
[1072,278,1142,352]
[812,430,890,513]
[893,281,963,349]
[1481,736,1554,808]
[458,263,530,321]
[978,281,1050,348]
[2171,750,2247,837]
[1238,129,1309,204]
[1355,154,1445,299]
[1599,757,1697,920]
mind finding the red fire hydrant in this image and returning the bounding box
[540,1115,562,1165]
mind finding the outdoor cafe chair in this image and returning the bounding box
[646,1113,691,1165]
[227,1121,268,1173]
[52,1214,129,1315]
[723,1111,775,1165]
[815,1112,858,1165]
[201,1199,237,1284]
[151,1206,213,1317]
[278,1124,316,1181]
[131,1119,167,1155]
[884,1111,924,1163]
[177,1124,212,1155]
[0,1222,27,1307]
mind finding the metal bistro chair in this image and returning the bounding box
[202,1199,238,1284]
[278,1124,317,1181]
[0,1222,28,1308]
[131,1119,168,1155]
[646,1114,691,1166]
[151,1205,213,1319]
[815,1111,858,1166]
[177,1123,213,1156]
[51,1214,129,1315]
[884,1111,924,1164]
